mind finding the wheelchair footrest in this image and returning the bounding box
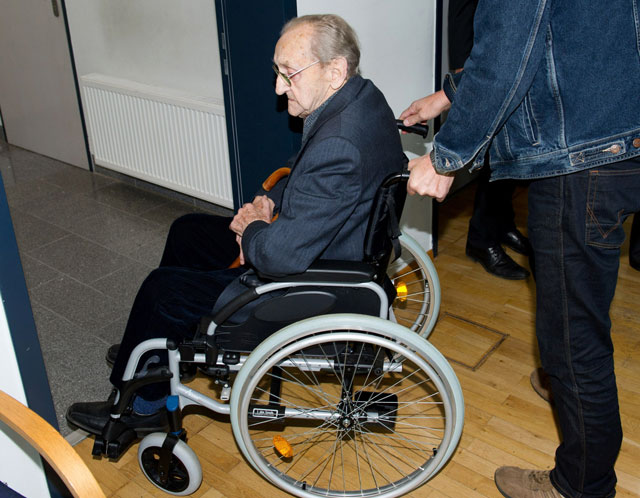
[92,425,137,460]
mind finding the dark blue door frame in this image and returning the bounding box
[215,0,301,208]
[432,0,444,257]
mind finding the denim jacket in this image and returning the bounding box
[433,0,640,180]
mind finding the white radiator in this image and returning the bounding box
[80,74,233,209]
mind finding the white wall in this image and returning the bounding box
[0,294,51,498]
[65,1,441,249]
[297,0,437,251]
[65,0,223,99]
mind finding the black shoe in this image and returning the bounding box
[106,343,197,382]
[66,399,169,437]
[501,229,532,255]
[466,242,530,280]
[106,343,119,367]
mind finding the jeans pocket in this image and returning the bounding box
[585,164,640,248]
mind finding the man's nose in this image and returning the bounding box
[275,75,287,95]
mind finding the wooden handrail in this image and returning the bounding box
[0,390,105,498]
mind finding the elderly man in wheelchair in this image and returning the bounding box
[67,14,462,498]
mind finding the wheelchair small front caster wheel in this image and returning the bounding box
[138,433,202,495]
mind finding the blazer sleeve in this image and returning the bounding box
[241,136,361,276]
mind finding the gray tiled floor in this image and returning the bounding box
[1,140,231,436]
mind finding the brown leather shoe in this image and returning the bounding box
[530,367,554,404]
[495,467,565,497]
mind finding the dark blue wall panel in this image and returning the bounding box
[215,0,301,207]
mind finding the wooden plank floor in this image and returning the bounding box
[73,184,640,497]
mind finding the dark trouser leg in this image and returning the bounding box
[467,165,517,248]
[109,213,241,397]
[629,213,640,270]
[109,266,244,399]
[527,157,640,498]
[160,213,238,269]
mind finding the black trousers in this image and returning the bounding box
[448,0,478,69]
[447,0,520,249]
[467,166,518,249]
[109,214,245,399]
[630,213,640,267]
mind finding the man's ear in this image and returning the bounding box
[329,57,348,89]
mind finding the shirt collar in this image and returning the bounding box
[302,91,338,142]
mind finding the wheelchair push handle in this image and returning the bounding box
[396,119,429,138]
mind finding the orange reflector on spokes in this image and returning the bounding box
[395,281,408,302]
[273,435,293,458]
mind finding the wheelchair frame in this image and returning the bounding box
[88,163,461,498]
[98,233,462,498]
[122,278,390,415]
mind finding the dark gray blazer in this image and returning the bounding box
[214,75,404,317]
[243,75,404,274]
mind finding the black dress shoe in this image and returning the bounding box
[501,229,532,255]
[106,343,119,367]
[66,399,169,436]
[466,242,530,280]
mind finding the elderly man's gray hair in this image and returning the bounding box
[282,14,361,78]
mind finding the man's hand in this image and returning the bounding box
[399,90,451,128]
[229,195,275,236]
[235,234,245,265]
[230,195,275,265]
[407,153,455,202]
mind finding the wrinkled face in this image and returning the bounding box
[273,25,333,118]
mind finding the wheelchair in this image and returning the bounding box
[89,166,462,497]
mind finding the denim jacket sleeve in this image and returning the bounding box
[432,0,554,175]
[442,72,463,104]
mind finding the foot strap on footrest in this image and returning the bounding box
[91,425,137,460]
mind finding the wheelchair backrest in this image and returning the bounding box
[363,169,409,282]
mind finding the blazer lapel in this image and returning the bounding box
[288,75,366,170]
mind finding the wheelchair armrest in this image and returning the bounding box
[212,287,260,327]
[257,260,376,284]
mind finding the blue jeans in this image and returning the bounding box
[528,156,640,498]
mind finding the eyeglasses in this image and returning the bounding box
[272,60,320,86]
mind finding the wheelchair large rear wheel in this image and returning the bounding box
[230,314,463,498]
[387,234,440,338]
